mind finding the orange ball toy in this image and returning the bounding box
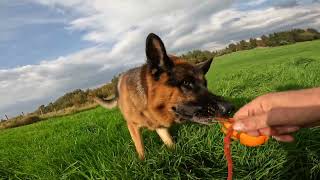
[220,119,269,147]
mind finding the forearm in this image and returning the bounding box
[268,87,320,108]
[268,105,320,127]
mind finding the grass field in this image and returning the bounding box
[1,40,320,179]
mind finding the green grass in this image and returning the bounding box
[1,40,320,179]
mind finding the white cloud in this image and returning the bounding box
[1,0,320,117]
[0,46,132,117]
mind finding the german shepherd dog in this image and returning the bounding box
[94,33,234,159]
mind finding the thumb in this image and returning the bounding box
[233,113,269,132]
[233,103,253,119]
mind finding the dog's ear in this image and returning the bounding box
[196,58,213,74]
[146,33,173,75]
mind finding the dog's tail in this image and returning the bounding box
[93,96,118,109]
[93,74,121,109]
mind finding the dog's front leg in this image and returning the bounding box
[127,123,145,160]
[156,128,175,148]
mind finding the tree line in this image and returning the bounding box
[33,76,118,115]
[181,28,320,62]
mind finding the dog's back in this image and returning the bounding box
[121,65,148,110]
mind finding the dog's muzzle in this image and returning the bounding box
[172,101,234,124]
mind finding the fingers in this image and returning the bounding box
[242,129,296,142]
[240,126,299,137]
[234,95,271,119]
[246,130,260,136]
[233,113,268,132]
[258,127,277,136]
[272,135,295,142]
[233,107,305,132]
[273,126,300,135]
[245,128,276,137]
[233,99,320,142]
[258,126,300,136]
[233,103,251,119]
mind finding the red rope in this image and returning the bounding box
[224,126,233,180]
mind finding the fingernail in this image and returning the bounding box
[233,122,245,131]
[272,136,295,142]
[272,136,280,141]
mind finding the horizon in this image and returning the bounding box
[1,0,320,118]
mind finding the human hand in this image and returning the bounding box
[232,90,320,142]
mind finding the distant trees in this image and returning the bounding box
[228,43,237,52]
[35,89,88,114]
[34,75,119,115]
[249,38,257,49]
[293,28,320,42]
[260,29,320,47]
[181,50,217,64]
[182,28,320,62]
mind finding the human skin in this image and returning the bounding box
[232,88,320,142]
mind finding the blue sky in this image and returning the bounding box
[0,1,94,68]
[0,0,320,117]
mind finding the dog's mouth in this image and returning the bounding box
[172,105,225,125]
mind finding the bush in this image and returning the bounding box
[0,116,41,129]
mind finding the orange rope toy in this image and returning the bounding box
[219,118,269,180]
[220,118,269,147]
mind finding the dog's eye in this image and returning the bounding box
[182,80,193,89]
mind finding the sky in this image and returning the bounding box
[1,0,320,118]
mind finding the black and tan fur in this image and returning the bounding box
[94,33,234,159]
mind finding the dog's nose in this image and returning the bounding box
[218,102,235,116]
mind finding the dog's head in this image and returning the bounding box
[146,33,234,125]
